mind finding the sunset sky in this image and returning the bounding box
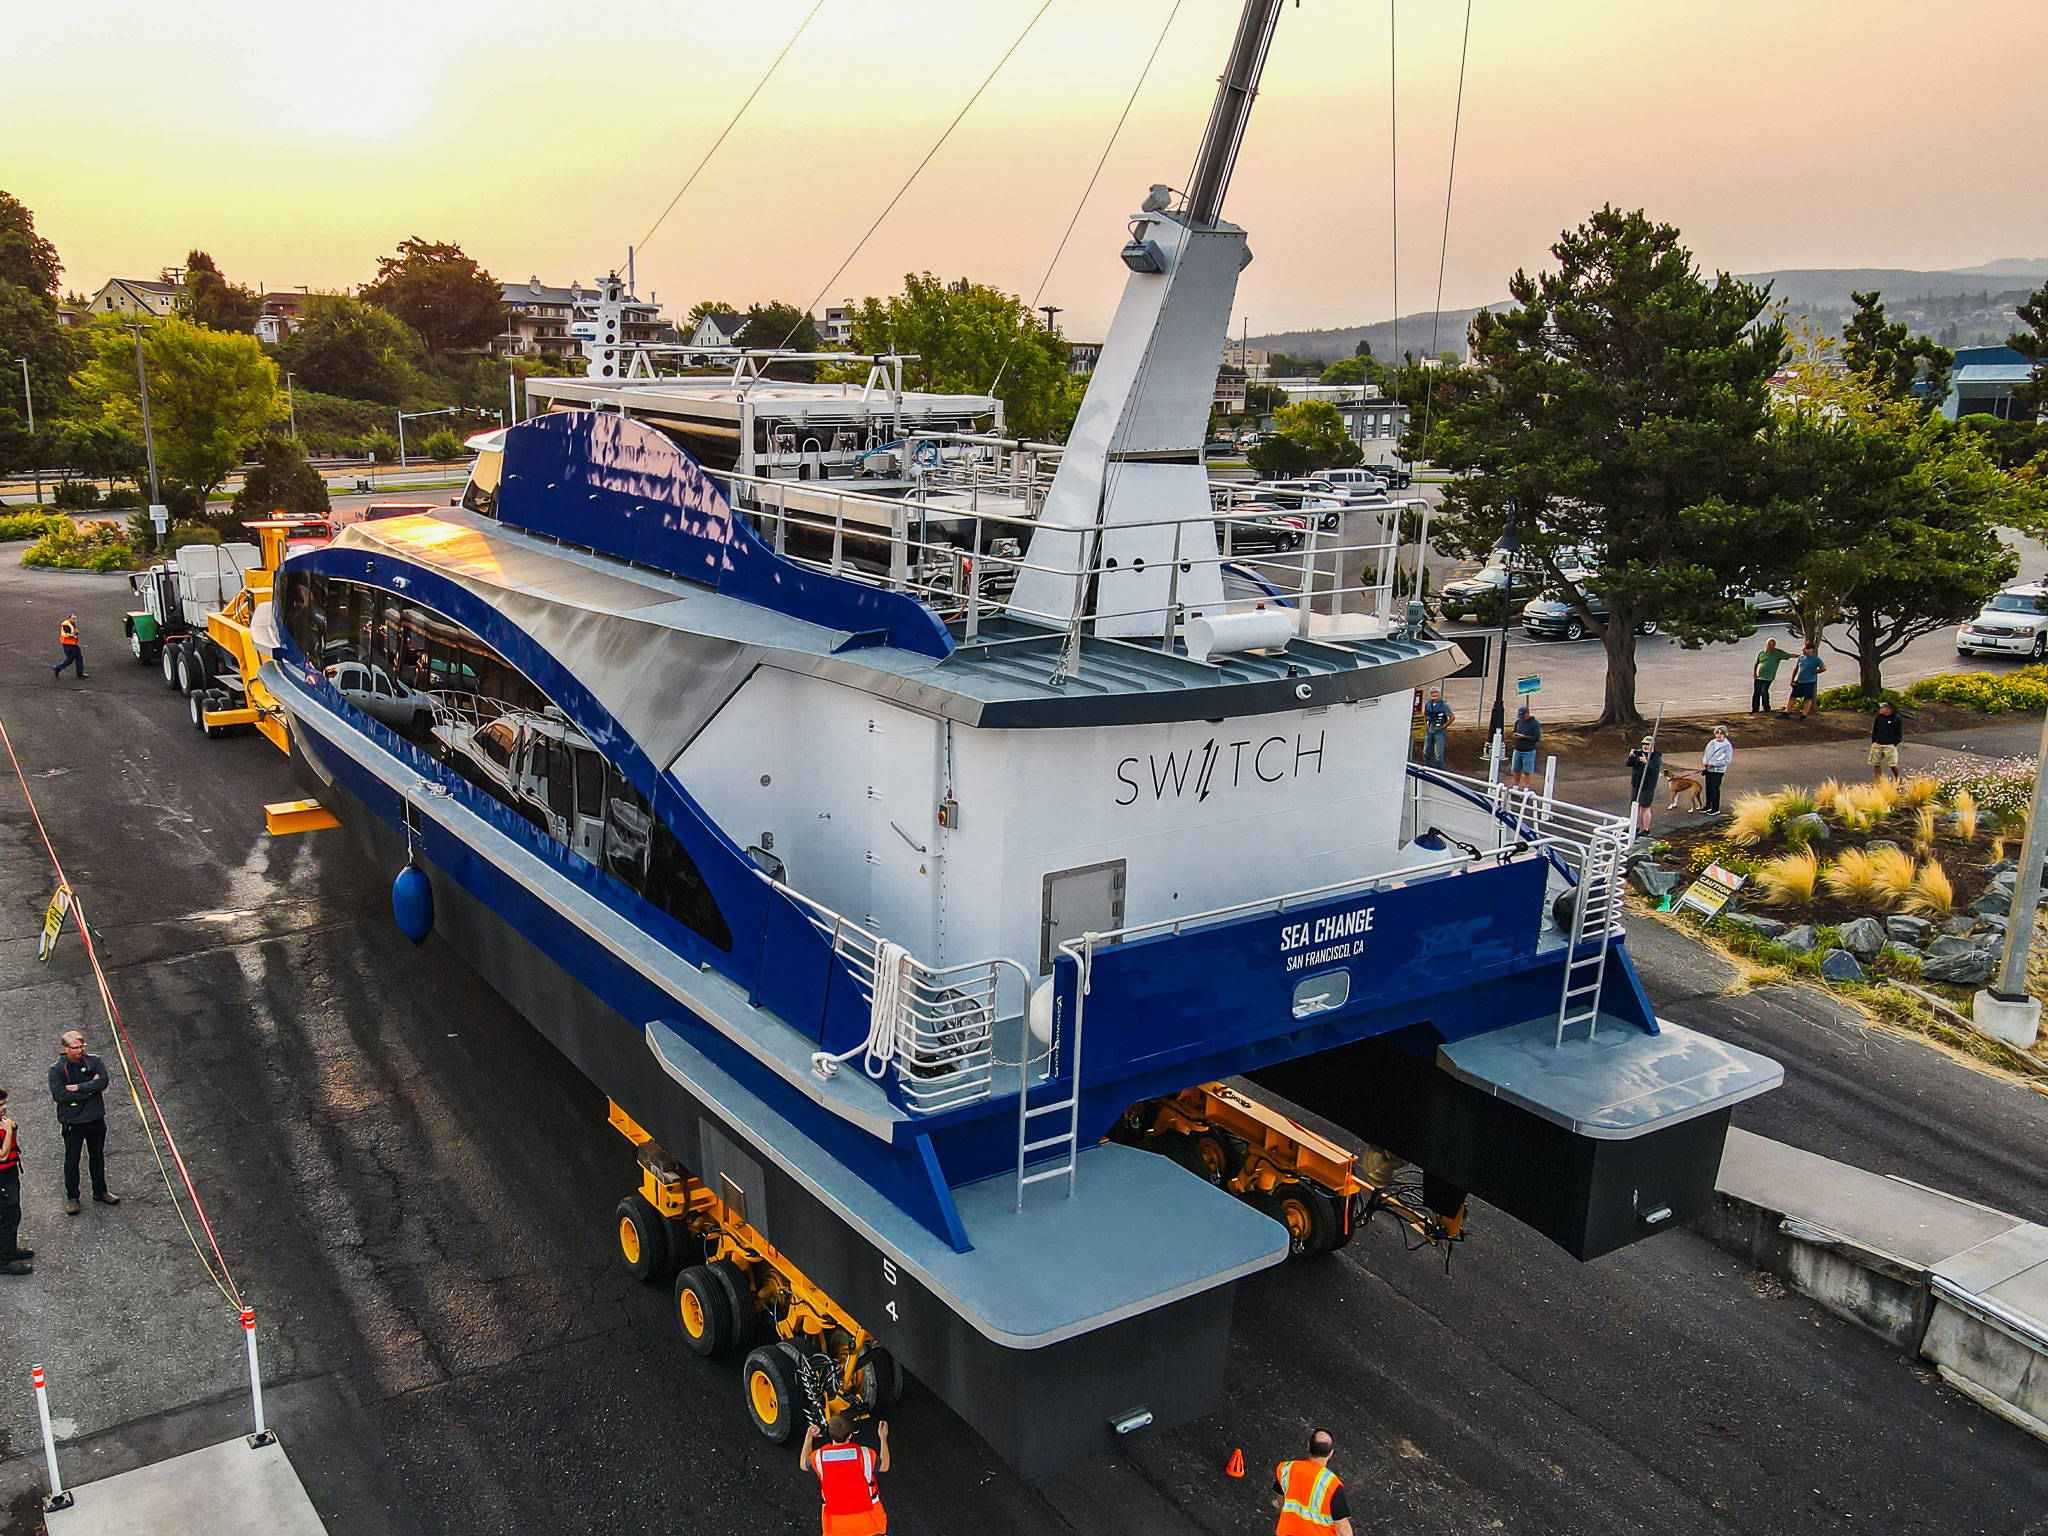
[8,0,2045,337]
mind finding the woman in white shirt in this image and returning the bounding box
[1701,726,1734,815]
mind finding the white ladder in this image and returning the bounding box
[1556,824,1629,1047]
[1015,940,1090,1211]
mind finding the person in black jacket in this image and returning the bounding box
[1869,701,1904,786]
[49,1031,119,1215]
[1626,736,1664,834]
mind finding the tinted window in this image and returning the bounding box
[478,721,517,768]
[604,768,651,892]
[545,741,575,820]
[574,748,605,818]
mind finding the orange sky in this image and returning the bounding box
[8,0,2045,337]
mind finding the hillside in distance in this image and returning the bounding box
[1254,262,2045,363]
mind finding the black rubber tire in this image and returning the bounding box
[192,645,213,690]
[674,1264,737,1357]
[741,1343,802,1443]
[706,1258,756,1352]
[614,1193,670,1282]
[1183,1128,1248,1187]
[1564,618,1585,641]
[129,629,144,660]
[1637,619,1659,636]
[1256,1181,1342,1259]
[2033,633,2045,661]
[858,1345,906,1411]
[188,689,206,731]
[162,643,179,688]
[175,646,195,695]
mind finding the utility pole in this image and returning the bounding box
[1975,709,2048,1047]
[1486,505,1520,744]
[285,373,298,446]
[1039,305,1062,333]
[126,325,164,547]
[16,358,40,504]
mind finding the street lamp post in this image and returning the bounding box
[15,358,40,505]
[125,326,164,547]
[1486,506,1521,751]
[396,407,461,471]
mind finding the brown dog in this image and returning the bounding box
[1662,766,1705,811]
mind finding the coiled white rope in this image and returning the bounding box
[811,940,911,1082]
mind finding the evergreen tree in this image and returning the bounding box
[231,434,331,518]
[2008,280,2048,419]
[184,251,263,333]
[1841,290,1952,408]
[362,238,505,357]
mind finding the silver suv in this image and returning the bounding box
[1957,585,2048,660]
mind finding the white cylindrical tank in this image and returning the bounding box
[1185,608,1294,662]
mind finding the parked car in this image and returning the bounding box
[1520,584,1658,640]
[1956,585,2048,659]
[1317,466,1395,496]
[1438,564,1555,623]
[1251,480,1350,530]
[1215,503,1307,554]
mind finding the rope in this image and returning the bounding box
[782,0,1056,349]
[0,705,245,1310]
[633,0,827,261]
[986,0,1186,395]
[809,940,909,1082]
[1418,0,1474,462]
[1387,0,1400,400]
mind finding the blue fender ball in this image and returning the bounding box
[392,864,434,944]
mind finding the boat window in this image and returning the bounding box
[461,447,502,519]
[478,721,517,768]
[544,741,575,821]
[573,748,605,818]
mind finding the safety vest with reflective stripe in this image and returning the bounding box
[59,619,77,644]
[1274,1459,1340,1534]
[815,1443,886,1536]
[0,1123,17,1171]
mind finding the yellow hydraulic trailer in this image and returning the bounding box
[195,520,300,752]
[608,1103,903,1443]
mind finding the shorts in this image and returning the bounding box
[1790,680,1817,700]
[1868,742,1899,769]
[1511,749,1536,774]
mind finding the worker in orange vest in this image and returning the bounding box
[1273,1429,1353,1536]
[800,1411,890,1536]
[52,613,87,680]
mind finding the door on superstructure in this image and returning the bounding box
[1040,859,1126,975]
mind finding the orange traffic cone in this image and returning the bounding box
[1225,1448,1245,1478]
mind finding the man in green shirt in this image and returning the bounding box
[1751,638,1785,713]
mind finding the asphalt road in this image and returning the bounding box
[1,559,2045,1535]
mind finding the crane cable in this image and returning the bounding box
[1387,0,1400,407]
[782,0,1057,350]
[1418,0,1474,462]
[987,0,1187,396]
[0,705,245,1312]
[633,0,828,261]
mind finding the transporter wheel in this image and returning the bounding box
[129,629,144,660]
[1170,1127,1247,1187]
[741,1343,803,1444]
[175,646,196,695]
[858,1346,905,1411]
[162,643,180,688]
[614,1193,671,1282]
[1256,1181,1341,1259]
[706,1259,757,1352]
[675,1265,738,1357]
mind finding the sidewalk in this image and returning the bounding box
[44,1436,326,1536]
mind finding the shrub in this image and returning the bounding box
[1905,860,1954,916]
[1906,666,2048,714]
[1835,784,1885,833]
[1776,787,1816,821]
[1869,846,1917,909]
[0,511,63,542]
[1687,841,1757,878]
[1727,792,1778,847]
[1814,778,1846,815]
[1821,849,1878,903]
[100,485,140,509]
[421,427,466,461]
[51,479,100,510]
[1818,685,1906,713]
[363,429,402,464]
[1930,755,2035,825]
[1754,847,1820,907]
[21,518,135,572]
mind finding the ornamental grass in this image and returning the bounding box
[1726,792,1779,847]
[1869,846,1918,910]
[1914,804,1938,856]
[1953,789,1979,843]
[1904,860,1954,916]
[1821,848,1878,904]
[1902,774,1940,807]
[1813,778,1846,815]
[1754,847,1821,907]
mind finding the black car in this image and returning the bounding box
[1521,588,1658,640]
[1438,565,1551,624]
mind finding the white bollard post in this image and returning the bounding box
[32,1364,74,1511]
[1543,754,1558,804]
[243,1308,275,1446]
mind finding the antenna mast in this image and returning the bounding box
[1185,0,1288,228]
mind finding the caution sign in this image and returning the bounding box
[38,884,72,962]
[1677,863,1746,919]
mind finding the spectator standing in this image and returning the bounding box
[1,1089,30,1276]
[1509,705,1540,791]
[1627,736,1664,833]
[1786,643,1826,720]
[1750,639,1784,713]
[1701,726,1734,814]
[1421,687,1453,769]
[48,1031,119,1215]
[1869,701,1904,785]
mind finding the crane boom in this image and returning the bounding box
[1185,0,1288,228]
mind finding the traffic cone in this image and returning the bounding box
[1225,1448,1245,1478]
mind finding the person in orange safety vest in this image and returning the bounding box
[1273,1428,1353,1536]
[52,614,87,679]
[801,1410,890,1536]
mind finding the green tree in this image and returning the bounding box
[0,191,81,481]
[1772,325,2039,693]
[421,427,465,460]
[79,316,278,510]
[280,294,418,403]
[1249,400,1362,477]
[1421,206,1787,727]
[684,300,738,335]
[2009,279,2048,419]
[844,274,1079,440]
[183,250,263,334]
[361,237,505,357]
[231,433,331,518]
[0,190,61,299]
[734,301,820,380]
[1841,290,1952,408]
[1318,354,1386,389]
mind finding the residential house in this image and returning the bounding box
[82,276,183,319]
[1067,341,1103,377]
[255,291,308,345]
[822,306,855,346]
[1222,339,1269,378]
[497,276,665,359]
[1941,345,2039,422]
[688,312,748,350]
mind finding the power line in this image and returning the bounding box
[634,0,828,262]
[1388,0,1400,400]
[785,0,1056,347]
[1419,0,1474,461]
[989,0,1186,395]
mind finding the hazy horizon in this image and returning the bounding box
[9,0,2045,336]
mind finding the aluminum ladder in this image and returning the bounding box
[1556,823,1630,1046]
[1015,940,1090,1211]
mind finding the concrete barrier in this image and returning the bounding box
[1702,1128,2048,1444]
